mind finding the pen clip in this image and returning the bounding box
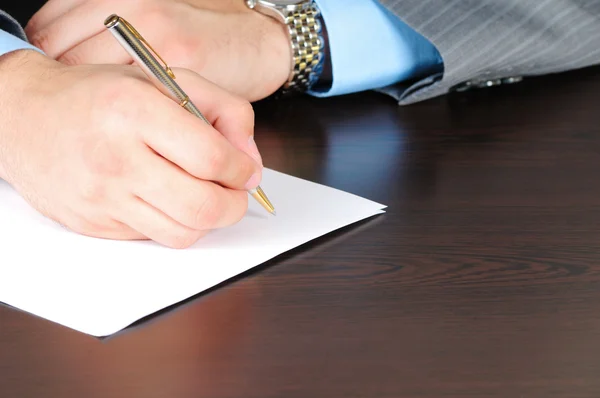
[120,17,176,79]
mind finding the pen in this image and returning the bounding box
[103,14,276,216]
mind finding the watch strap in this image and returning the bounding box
[278,2,326,96]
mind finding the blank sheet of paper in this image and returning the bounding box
[0,168,386,336]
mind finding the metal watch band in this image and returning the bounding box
[278,2,325,96]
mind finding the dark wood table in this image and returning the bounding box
[5,4,600,398]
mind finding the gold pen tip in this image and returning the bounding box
[250,186,276,215]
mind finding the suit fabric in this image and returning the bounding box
[376,0,600,104]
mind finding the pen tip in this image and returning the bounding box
[271,210,277,216]
[250,185,276,216]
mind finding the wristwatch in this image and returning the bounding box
[245,0,328,96]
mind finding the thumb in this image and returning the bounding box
[170,67,263,167]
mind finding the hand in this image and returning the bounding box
[25,0,291,102]
[0,49,263,249]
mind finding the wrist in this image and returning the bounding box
[0,48,58,86]
[246,0,327,98]
[0,50,32,182]
[262,13,292,96]
[0,50,56,182]
[250,11,292,98]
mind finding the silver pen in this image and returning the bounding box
[104,14,275,215]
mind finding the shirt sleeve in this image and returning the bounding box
[0,29,43,57]
[308,0,444,98]
[0,10,44,58]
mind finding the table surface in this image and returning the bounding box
[5,6,600,397]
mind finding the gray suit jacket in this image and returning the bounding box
[0,10,27,42]
[377,0,600,105]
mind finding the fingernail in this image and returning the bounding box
[248,135,262,165]
[245,172,261,190]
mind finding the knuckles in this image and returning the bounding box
[180,188,247,231]
[91,77,151,143]
[229,191,249,225]
[186,189,222,230]
[28,28,52,56]
[76,139,126,207]
[94,77,147,120]
[231,100,255,127]
[76,80,145,203]
[78,176,109,205]
[65,215,108,238]
[237,154,256,187]
[80,137,129,179]
[58,50,83,66]
[204,147,227,177]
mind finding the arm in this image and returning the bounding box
[308,0,443,98]
[21,0,446,103]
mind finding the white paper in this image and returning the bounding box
[0,168,386,336]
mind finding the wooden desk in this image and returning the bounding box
[4,6,600,396]
[4,67,600,397]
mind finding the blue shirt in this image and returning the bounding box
[0,29,42,56]
[0,1,443,96]
[309,0,443,97]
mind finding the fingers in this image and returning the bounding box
[172,68,263,166]
[58,30,132,66]
[74,221,146,241]
[115,195,208,249]
[26,0,131,59]
[140,96,260,191]
[131,148,249,231]
[61,208,147,240]
[89,228,146,241]
[26,0,88,34]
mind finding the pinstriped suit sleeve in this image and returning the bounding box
[376,1,600,105]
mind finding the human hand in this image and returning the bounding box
[25,0,291,102]
[0,49,263,249]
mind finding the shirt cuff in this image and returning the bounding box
[0,29,44,58]
[308,0,443,97]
